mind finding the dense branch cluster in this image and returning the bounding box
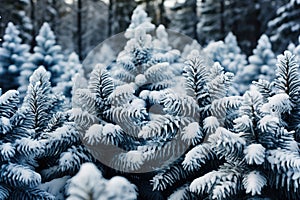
[0,6,300,200]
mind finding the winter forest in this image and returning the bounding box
[1,0,300,199]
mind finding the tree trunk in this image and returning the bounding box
[30,0,36,52]
[77,0,82,60]
[108,0,113,36]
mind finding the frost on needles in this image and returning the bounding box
[0,66,94,199]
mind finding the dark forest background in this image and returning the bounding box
[1,0,299,59]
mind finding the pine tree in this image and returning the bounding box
[53,52,84,99]
[16,66,93,198]
[0,88,54,199]
[203,32,247,94]
[19,22,64,97]
[187,51,300,199]
[0,0,33,44]
[150,52,242,199]
[238,34,277,92]
[204,32,247,74]
[0,22,29,92]
[268,0,300,52]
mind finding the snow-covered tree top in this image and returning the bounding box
[125,6,155,39]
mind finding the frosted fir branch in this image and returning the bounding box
[145,62,173,83]
[258,115,280,133]
[161,92,200,119]
[139,90,165,105]
[203,116,220,135]
[267,149,300,172]
[125,6,155,39]
[0,90,19,118]
[84,123,126,147]
[58,146,93,174]
[88,64,114,101]
[260,93,292,117]
[139,133,188,167]
[244,144,266,165]
[233,115,253,133]
[74,89,98,115]
[210,96,242,121]
[22,66,52,133]
[0,143,15,161]
[138,115,180,139]
[207,70,234,101]
[239,90,264,118]
[190,170,227,195]
[108,84,135,106]
[211,179,239,200]
[0,184,10,199]
[181,122,203,146]
[11,188,55,200]
[183,56,209,103]
[152,163,189,191]
[274,51,300,105]
[105,106,145,135]
[242,171,267,196]
[68,108,98,133]
[111,150,145,172]
[182,143,215,171]
[15,137,44,157]
[40,124,80,157]
[0,163,41,188]
[253,79,275,100]
[210,127,246,159]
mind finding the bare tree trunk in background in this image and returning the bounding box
[159,0,166,25]
[108,0,113,36]
[30,0,35,52]
[191,0,197,39]
[77,0,82,60]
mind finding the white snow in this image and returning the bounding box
[244,143,266,165]
[0,143,15,159]
[84,124,103,145]
[260,93,292,116]
[39,176,70,200]
[0,90,18,105]
[104,176,137,200]
[203,116,220,134]
[243,171,266,195]
[182,122,202,143]
[258,115,279,132]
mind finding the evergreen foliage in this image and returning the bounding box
[1,4,300,200]
[0,65,94,199]
[0,22,29,92]
[187,50,300,200]
[66,163,137,200]
[53,52,84,99]
[203,32,247,94]
[239,34,277,92]
[0,87,55,199]
[19,22,64,96]
[204,32,247,75]
[268,0,300,52]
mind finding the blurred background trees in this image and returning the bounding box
[0,0,299,58]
